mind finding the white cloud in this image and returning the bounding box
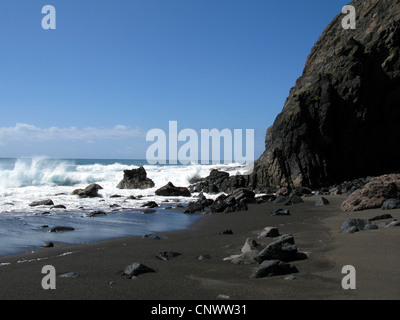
[0,123,144,145]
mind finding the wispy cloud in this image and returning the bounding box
[0,123,144,145]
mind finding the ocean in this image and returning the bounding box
[0,158,246,257]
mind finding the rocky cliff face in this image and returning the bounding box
[251,0,400,189]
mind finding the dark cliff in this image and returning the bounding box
[251,0,400,189]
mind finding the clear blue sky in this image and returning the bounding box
[0,0,350,160]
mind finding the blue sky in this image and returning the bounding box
[0,0,350,160]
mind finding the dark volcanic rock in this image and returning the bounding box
[141,209,157,214]
[229,188,255,203]
[271,208,290,216]
[254,234,307,263]
[249,0,400,189]
[89,210,107,217]
[314,197,330,206]
[210,193,248,214]
[258,227,281,238]
[72,184,103,198]
[155,182,191,197]
[284,194,304,205]
[252,260,299,279]
[49,226,75,233]
[141,234,161,240]
[41,242,54,248]
[29,199,54,207]
[51,204,67,209]
[122,263,155,278]
[184,197,214,214]
[57,272,80,278]
[189,169,250,194]
[141,201,159,208]
[255,194,276,204]
[369,214,393,221]
[341,219,378,233]
[273,195,289,204]
[156,251,182,261]
[381,198,400,210]
[219,229,233,235]
[117,166,155,190]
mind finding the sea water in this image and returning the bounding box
[0,158,246,257]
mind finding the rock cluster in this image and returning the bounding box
[341,219,378,234]
[341,213,400,233]
[224,228,307,279]
[188,169,250,194]
[184,187,255,214]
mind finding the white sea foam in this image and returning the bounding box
[0,158,247,256]
[0,158,246,214]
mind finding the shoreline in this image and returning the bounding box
[0,195,399,300]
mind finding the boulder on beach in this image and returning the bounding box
[122,263,155,279]
[206,188,254,214]
[155,182,191,197]
[184,197,214,214]
[155,251,182,261]
[29,199,54,207]
[117,166,155,190]
[241,238,260,253]
[57,272,80,279]
[72,184,103,198]
[258,227,280,238]
[254,234,307,264]
[385,221,400,228]
[228,188,255,203]
[369,214,393,222]
[210,194,248,214]
[224,238,260,265]
[255,194,276,204]
[141,234,161,240]
[284,194,304,205]
[314,197,330,206]
[381,198,400,210]
[341,174,400,212]
[252,260,299,279]
[341,219,378,234]
[271,208,290,216]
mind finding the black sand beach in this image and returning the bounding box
[0,195,398,300]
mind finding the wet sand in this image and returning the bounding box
[0,195,399,300]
